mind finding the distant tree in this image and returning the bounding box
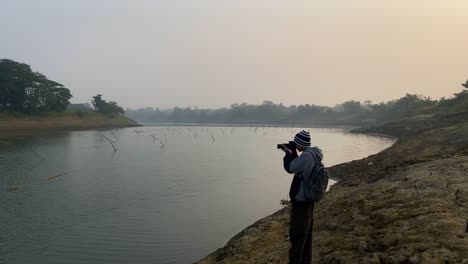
[68,103,93,111]
[0,59,72,113]
[91,94,124,114]
[105,101,125,114]
[439,80,468,110]
[91,94,105,111]
[363,100,372,108]
[341,100,363,114]
[46,85,73,111]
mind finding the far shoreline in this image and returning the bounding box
[0,112,141,139]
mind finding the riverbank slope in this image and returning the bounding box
[0,112,141,138]
[196,111,468,263]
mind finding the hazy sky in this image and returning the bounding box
[1,0,468,109]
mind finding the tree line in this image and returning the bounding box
[3,58,466,124]
[126,84,468,125]
[0,59,124,115]
[0,59,72,113]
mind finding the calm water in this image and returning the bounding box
[0,126,393,264]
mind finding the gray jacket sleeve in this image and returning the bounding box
[283,151,298,174]
[289,152,314,173]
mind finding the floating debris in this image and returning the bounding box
[8,186,22,192]
[47,172,67,181]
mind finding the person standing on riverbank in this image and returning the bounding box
[282,130,323,264]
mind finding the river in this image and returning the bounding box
[0,126,394,264]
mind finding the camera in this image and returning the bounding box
[277,141,296,152]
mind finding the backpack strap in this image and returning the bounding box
[305,151,323,184]
[306,151,321,167]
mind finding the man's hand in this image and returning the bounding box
[281,144,292,154]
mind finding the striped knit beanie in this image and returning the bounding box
[294,130,311,147]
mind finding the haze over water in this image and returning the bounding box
[1,126,394,264]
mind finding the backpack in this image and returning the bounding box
[301,152,329,202]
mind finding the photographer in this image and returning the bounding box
[281,130,323,264]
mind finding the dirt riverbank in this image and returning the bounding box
[0,112,141,138]
[196,112,468,264]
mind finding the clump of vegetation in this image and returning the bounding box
[1,59,128,120]
[0,59,72,113]
[280,199,290,208]
[67,103,93,111]
[437,80,468,111]
[91,94,124,115]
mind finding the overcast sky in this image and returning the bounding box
[1,0,467,109]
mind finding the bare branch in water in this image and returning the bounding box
[0,141,16,151]
[29,146,45,160]
[157,138,166,149]
[150,134,166,149]
[111,131,120,141]
[102,135,117,152]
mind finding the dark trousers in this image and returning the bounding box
[289,202,314,264]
